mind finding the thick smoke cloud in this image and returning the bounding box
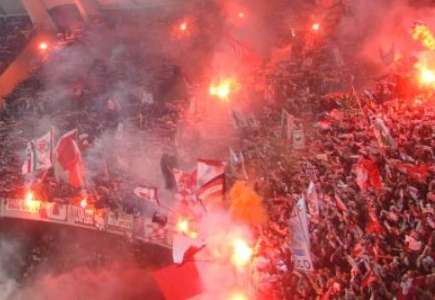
[338,0,435,73]
[0,220,169,300]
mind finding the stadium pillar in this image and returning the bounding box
[20,0,57,32]
[74,0,101,22]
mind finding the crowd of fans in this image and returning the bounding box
[0,13,188,217]
[0,3,434,299]
[0,16,32,73]
[237,46,435,299]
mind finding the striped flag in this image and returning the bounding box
[22,129,54,175]
[196,159,225,205]
[134,186,159,205]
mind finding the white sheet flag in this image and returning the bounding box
[289,197,313,272]
[22,129,54,175]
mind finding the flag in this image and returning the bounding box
[152,261,203,300]
[172,233,206,264]
[334,193,348,212]
[293,129,305,150]
[229,148,248,179]
[54,129,84,188]
[373,116,396,148]
[405,235,422,251]
[281,109,295,140]
[306,182,320,221]
[22,129,54,175]
[356,159,383,191]
[288,197,313,272]
[367,205,383,234]
[231,110,246,129]
[361,270,378,288]
[134,186,159,205]
[196,160,225,205]
[396,163,429,183]
[173,168,197,193]
[225,33,261,65]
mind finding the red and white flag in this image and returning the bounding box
[173,168,197,193]
[54,129,84,188]
[356,158,383,191]
[373,116,396,149]
[172,233,206,264]
[134,186,159,205]
[22,129,54,175]
[196,159,225,204]
[367,204,383,234]
[334,193,348,212]
[152,261,204,300]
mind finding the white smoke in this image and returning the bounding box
[0,239,19,300]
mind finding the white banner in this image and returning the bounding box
[106,212,134,234]
[68,205,94,226]
[0,199,170,248]
[289,197,313,272]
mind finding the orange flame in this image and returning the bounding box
[412,24,435,50]
[230,238,253,269]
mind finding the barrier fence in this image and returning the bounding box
[0,198,172,249]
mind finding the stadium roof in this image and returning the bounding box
[0,0,175,16]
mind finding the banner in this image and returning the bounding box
[68,205,94,226]
[293,129,305,150]
[43,202,68,221]
[289,197,313,272]
[106,212,134,235]
[0,199,170,248]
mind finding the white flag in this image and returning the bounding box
[293,129,305,150]
[306,182,320,222]
[22,129,54,175]
[289,197,313,272]
[172,233,206,264]
[134,186,159,205]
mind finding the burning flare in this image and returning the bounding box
[25,191,41,212]
[179,22,188,32]
[417,66,435,87]
[176,218,198,239]
[227,290,249,300]
[311,23,321,32]
[412,24,435,50]
[39,42,48,51]
[80,198,88,208]
[230,238,253,269]
[209,78,237,101]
